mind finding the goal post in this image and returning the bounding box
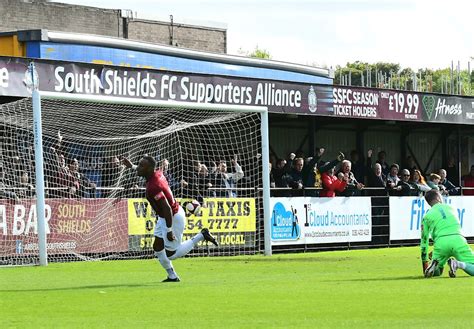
[1,85,271,266]
[32,73,48,266]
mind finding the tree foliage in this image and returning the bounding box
[239,46,271,59]
[334,61,473,95]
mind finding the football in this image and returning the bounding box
[185,199,201,215]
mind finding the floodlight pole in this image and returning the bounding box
[30,62,48,266]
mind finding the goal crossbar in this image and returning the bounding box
[39,92,268,113]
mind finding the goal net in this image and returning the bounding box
[0,95,267,266]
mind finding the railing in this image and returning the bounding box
[0,185,473,198]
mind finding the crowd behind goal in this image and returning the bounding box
[1,124,473,201]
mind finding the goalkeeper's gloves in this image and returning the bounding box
[422,261,429,273]
[421,250,432,273]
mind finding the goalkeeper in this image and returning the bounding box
[422,190,474,278]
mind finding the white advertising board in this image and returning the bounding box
[389,196,474,240]
[270,197,372,246]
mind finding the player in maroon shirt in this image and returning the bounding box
[123,155,217,282]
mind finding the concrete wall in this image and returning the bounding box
[0,0,123,37]
[0,0,226,53]
[127,19,226,53]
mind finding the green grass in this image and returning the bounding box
[0,246,472,328]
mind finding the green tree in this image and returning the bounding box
[335,62,400,88]
[239,46,271,59]
[334,61,473,95]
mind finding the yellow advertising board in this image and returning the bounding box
[127,198,256,235]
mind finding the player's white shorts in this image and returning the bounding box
[154,206,185,251]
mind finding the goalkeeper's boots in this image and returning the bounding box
[201,228,218,246]
[424,260,439,278]
[447,258,458,278]
[162,277,181,282]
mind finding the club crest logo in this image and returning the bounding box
[308,86,318,113]
[23,64,39,93]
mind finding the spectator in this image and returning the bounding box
[366,149,387,196]
[269,162,276,188]
[302,147,327,196]
[376,150,390,176]
[17,171,34,199]
[182,160,201,199]
[308,150,345,195]
[393,169,417,196]
[272,158,288,188]
[285,157,304,195]
[386,163,400,195]
[160,158,187,195]
[47,149,74,198]
[349,150,365,184]
[461,165,474,196]
[194,163,213,203]
[426,173,447,195]
[208,161,217,175]
[69,158,97,198]
[9,155,23,185]
[210,157,244,197]
[44,130,78,198]
[410,169,431,194]
[269,154,276,168]
[102,156,123,197]
[337,160,364,196]
[0,163,18,200]
[320,163,347,197]
[269,158,290,197]
[446,155,460,187]
[439,169,460,196]
[366,150,388,216]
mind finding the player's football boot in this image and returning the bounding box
[447,258,458,278]
[201,228,218,246]
[424,260,439,278]
[162,277,180,282]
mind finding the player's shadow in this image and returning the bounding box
[0,282,167,293]
[327,275,472,282]
[324,275,426,282]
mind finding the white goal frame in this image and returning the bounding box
[32,90,273,265]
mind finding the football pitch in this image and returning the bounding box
[0,246,472,328]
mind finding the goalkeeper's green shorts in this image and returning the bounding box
[432,234,474,268]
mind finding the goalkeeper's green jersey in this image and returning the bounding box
[420,203,462,261]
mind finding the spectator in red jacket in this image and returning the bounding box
[320,163,347,197]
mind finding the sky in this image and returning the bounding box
[58,0,473,71]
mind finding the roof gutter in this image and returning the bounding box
[24,30,332,78]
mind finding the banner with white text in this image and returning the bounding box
[1,57,473,124]
[0,199,129,256]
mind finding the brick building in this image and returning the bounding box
[0,0,226,53]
